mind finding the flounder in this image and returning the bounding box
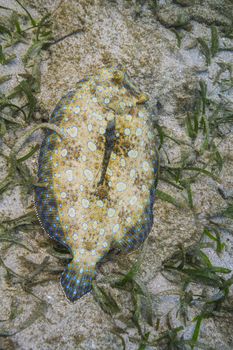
[35,66,158,302]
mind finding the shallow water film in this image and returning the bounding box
[0,1,233,349]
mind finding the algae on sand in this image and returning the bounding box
[0,0,233,349]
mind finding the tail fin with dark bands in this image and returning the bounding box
[61,262,96,302]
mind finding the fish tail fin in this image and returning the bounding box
[60,262,96,302]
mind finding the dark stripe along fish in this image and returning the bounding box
[35,66,159,302]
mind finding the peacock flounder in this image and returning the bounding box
[35,66,158,302]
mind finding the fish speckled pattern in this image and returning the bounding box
[35,67,158,302]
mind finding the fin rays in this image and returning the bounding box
[60,263,96,302]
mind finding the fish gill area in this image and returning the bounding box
[0,0,233,349]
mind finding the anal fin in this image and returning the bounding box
[114,196,155,253]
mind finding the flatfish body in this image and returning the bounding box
[35,67,158,302]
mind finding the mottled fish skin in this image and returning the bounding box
[35,67,158,302]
